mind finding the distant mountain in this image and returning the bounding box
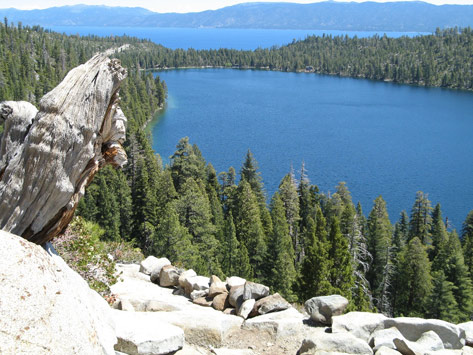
[1,2,473,32]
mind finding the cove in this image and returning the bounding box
[150,69,473,228]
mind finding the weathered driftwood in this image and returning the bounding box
[0,53,128,244]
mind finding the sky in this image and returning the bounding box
[1,0,473,13]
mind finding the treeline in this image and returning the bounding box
[80,135,473,323]
[120,27,473,91]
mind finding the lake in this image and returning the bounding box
[149,69,473,228]
[48,26,427,50]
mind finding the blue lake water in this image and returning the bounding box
[48,26,427,50]
[150,69,473,228]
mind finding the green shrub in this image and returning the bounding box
[52,216,142,296]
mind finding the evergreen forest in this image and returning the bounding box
[1,21,473,322]
[117,27,473,91]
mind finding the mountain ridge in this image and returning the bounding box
[1,1,473,32]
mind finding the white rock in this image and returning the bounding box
[191,290,209,301]
[159,265,181,287]
[242,307,304,337]
[140,256,170,276]
[0,231,116,354]
[384,317,465,349]
[394,330,444,355]
[332,312,387,342]
[305,295,349,325]
[375,346,402,355]
[253,293,291,315]
[427,351,463,355]
[369,327,405,351]
[174,344,209,354]
[458,321,473,345]
[463,346,473,355]
[112,310,184,355]
[178,270,202,296]
[209,275,227,297]
[226,276,246,288]
[212,348,255,355]
[111,265,243,347]
[242,281,270,301]
[299,331,373,355]
[229,285,245,308]
[238,299,256,319]
[189,276,210,291]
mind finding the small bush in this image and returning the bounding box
[52,216,142,296]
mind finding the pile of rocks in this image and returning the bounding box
[140,256,292,320]
[300,294,473,355]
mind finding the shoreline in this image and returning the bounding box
[144,66,473,93]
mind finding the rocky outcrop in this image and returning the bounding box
[459,322,473,346]
[111,264,243,348]
[305,294,349,325]
[332,311,387,342]
[238,299,256,319]
[252,293,291,315]
[242,307,305,337]
[140,256,170,276]
[383,317,465,349]
[0,230,116,354]
[369,327,405,351]
[209,275,227,297]
[393,330,444,355]
[298,331,373,354]
[243,281,270,301]
[226,276,246,288]
[159,265,181,287]
[0,53,128,245]
[112,310,184,355]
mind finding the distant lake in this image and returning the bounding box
[150,69,473,228]
[48,26,428,50]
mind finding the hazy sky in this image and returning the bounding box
[1,0,473,13]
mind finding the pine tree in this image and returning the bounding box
[239,150,272,237]
[342,203,372,311]
[409,191,433,246]
[430,205,450,269]
[221,213,241,277]
[427,270,459,323]
[175,178,221,277]
[268,192,297,301]
[132,156,158,249]
[395,237,433,317]
[462,210,473,281]
[240,149,265,203]
[236,242,253,280]
[233,180,267,282]
[295,207,333,301]
[366,196,392,309]
[443,231,473,322]
[278,174,300,265]
[152,202,199,269]
[328,216,354,300]
[430,204,449,261]
[297,162,318,263]
[170,137,206,191]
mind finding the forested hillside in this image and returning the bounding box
[127,27,473,91]
[2,21,473,322]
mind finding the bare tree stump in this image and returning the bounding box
[0,53,128,244]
